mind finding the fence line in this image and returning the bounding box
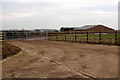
[0,31,48,40]
[48,31,120,45]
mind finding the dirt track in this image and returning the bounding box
[2,39,118,78]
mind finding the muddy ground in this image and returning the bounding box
[2,39,118,78]
[1,41,21,59]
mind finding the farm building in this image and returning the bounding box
[60,25,115,33]
[74,25,115,33]
[33,29,58,32]
[60,27,78,32]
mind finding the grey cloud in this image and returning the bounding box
[1,0,118,30]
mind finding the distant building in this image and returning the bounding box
[74,25,115,33]
[60,27,78,32]
[34,29,58,32]
[60,25,115,33]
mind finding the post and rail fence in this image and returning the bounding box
[1,30,120,45]
[48,31,120,46]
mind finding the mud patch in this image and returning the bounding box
[2,41,21,60]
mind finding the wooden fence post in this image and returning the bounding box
[99,32,101,44]
[12,32,14,39]
[53,32,55,40]
[56,32,58,40]
[47,32,49,40]
[3,32,5,40]
[65,32,66,41]
[75,31,77,42]
[86,32,88,43]
[115,31,118,45]
[51,32,52,40]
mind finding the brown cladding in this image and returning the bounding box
[74,25,115,33]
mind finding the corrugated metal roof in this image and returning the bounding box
[74,25,97,30]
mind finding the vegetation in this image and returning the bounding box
[49,33,120,45]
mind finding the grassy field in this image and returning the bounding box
[49,33,120,45]
[50,34,120,38]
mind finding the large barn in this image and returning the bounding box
[60,25,115,33]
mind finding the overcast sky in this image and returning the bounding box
[1,0,119,30]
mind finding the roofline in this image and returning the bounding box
[73,25,115,30]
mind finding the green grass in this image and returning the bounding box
[49,33,120,44]
[49,34,120,39]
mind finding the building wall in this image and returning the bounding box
[60,27,76,32]
[85,25,115,33]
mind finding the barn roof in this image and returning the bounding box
[74,25,97,30]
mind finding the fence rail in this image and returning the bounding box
[48,31,120,45]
